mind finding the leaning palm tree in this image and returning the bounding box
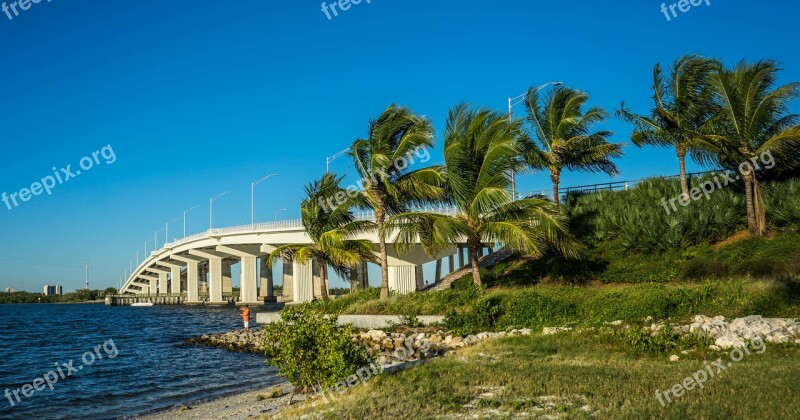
[523,85,623,206]
[386,105,581,287]
[617,55,719,197]
[707,60,800,235]
[267,174,375,300]
[351,105,445,300]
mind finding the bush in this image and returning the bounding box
[612,326,713,356]
[444,295,502,336]
[263,305,374,393]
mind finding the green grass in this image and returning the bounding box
[318,279,800,335]
[281,331,800,419]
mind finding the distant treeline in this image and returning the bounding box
[0,288,117,304]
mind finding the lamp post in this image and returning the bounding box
[326,148,351,173]
[251,174,278,226]
[183,204,200,239]
[165,218,181,243]
[507,81,563,200]
[209,191,231,229]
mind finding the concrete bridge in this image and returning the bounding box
[118,209,486,305]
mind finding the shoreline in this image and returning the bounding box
[138,382,298,419]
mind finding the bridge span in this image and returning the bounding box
[118,210,482,305]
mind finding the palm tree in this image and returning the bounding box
[617,55,718,197]
[386,105,581,287]
[707,60,800,235]
[350,105,444,300]
[523,85,623,206]
[267,174,375,300]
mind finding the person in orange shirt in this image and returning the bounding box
[239,305,251,331]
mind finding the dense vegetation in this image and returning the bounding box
[0,288,116,304]
[263,305,374,394]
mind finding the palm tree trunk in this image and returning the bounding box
[376,206,390,300]
[678,151,690,198]
[744,174,757,235]
[551,172,561,207]
[319,262,329,300]
[753,177,767,236]
[469,246,481,287]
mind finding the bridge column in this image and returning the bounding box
[312,260,323,299]
[282,257,293,300]
[208,258,224,304]
[389,265,416,295]
[260,256,274,298]
[292,259,314,303]
[199,265,208,295]
[170,267,181,294]
[349,261,368,291]
[149,278,157,295]
[435,259,442,283]
[448,254,455,274]
[222,261,233,297]
[186,262,199,303]
[159,273,168,294]
[240,256,259,304]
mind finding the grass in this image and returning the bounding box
[279,330,800,419]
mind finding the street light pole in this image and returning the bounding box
[326,148,351,173]
[183,205,200,240]
[209,191,231,229]
[251,174,278,226]
[507,81,563,200]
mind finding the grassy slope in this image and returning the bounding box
[282,332,800,419]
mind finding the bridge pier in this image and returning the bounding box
[388,265,417,295]
[293,259,314,303]
[222,260,233,296]
[260,256,274,298]
[282,257,293,301]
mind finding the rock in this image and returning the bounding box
[715,333,746,349]
[709,345,721,351]
[610,320,624,326]
[669,355,680,362]
[519,328,532,336]
[542,327,572,335]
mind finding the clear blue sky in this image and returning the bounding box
[0,0,797,292]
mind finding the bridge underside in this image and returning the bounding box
[120,225,491,305]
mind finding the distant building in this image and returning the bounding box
[4,288,12,293]
[43,285,63,296]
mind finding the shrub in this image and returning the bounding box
[263,305,374,393]
[444,296,501,336]
[612,326,713,356]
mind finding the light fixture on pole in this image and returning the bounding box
[183,204,201,239]
[326,148,351,173]
[507,81,563,200]
[251,173,278,226]
[209,191,231,229]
